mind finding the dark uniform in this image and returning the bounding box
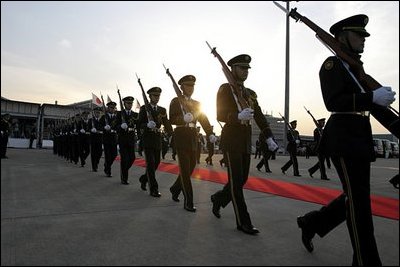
[100,101,118,177]
[210,54,277,235]
[307,118,329,180]
[196,127,204,164]
[169,75,215,212]
[116,96,139,185]
[256,133,272,173]
[77,111,91,167]
[0,114,11,159]
[138,87,173,196]
[296,15,387,266]
[281,120,301,176]
[88,107,103,172]
[205,126,215,165]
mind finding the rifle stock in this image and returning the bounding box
[287,8,399,138]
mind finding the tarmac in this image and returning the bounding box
[1,148,399,266]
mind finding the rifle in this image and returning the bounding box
[162,64,191,114]
[206,41,250,110]
[273,2,399,138]
[135,73,154,122]
[279,112,296,141]
[100,94,109,125]
[116,84,126,124]
[303,106,322,136]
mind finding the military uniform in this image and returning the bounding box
[0,114,11,159]
[169,75,214,212]
[100,102,118,177]
[297,15,383,266]
[308,119,329,180]
[77,112,91,167]
[281,120,301,176]
[256,133,272,173]
[210,54,276,234]
[88,107,103,172]
[116,96,139,185]
[138,87,173,196]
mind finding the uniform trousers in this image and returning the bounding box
[119,142,136,183]
[142,148,161,193]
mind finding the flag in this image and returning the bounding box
[92,93,102,107]
[134,98,141,113]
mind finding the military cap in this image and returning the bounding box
[227,54,251,68]
[147,87,162,95]
[178,75,196,85]
[106,101,117,107]
[122,96,134,103]
[93,107,102,111]
[330,14,370,37]
[318,118,326,122]
[290,120,297,125]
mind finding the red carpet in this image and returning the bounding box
[128,157,399,220]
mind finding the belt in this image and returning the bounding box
[240,120,251,125]
[148,128,161,132]
[127,128,135,132]
[331,111,370,117]
[175,123,196,128]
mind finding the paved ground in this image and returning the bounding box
[1,148,399,266]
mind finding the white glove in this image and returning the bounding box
[73,129,77,133]
[147,121,156,129]
[91,128,97,133]
[80,129,85,134]
[295,140,300,145]
[372,86,396,107]
[184,113,194,123]
[266,137,279,152]
[1,131,3,135]
[209,134,217,143]
[104,125,111,131]
[121,123,128,130]
[238,108,254,121]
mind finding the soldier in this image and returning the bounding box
[296,15,395,266]
[169,74,217,212]
[307,118,329,180]
[205,125,215,166]
[0,113,11,159]
[77,111,91,167]
[88,107,103,172]
[281,120,302,176]
[210,54,278,235]
[116,96,139,185]
[256,133,272,173]
[138,87,173,196]
[100,101,118,178]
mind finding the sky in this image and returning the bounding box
[1,1,399,136]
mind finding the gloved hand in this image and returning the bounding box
[373,86,396,107]
[266,137,279,152]
[104,125,111,131]
[147,121,156,129]
[184,113,194,123]
[209,134,217,143]
[91,128,97,133]
[295,140,300,145]
[80,129,85,134]
[238,108,254,121]
[121,123,128,130]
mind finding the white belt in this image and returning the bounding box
[127,128,135,132]
[176,123,196,128]
[331,111,370,117]
[148,128,161,132]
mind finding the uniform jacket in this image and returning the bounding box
[319,55,375,161]
[217,83,273,153]
[99,113,118,144]
[115,110,139,146]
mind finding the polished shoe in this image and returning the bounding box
[308,170,313,178]
[256,167,262,172]
[170,188,180,202]
[321,177,330,180]
[266,169,272,173]
[150,191,161,197]
[139,175,147,191]
[106,173,112,177]
[121,181,130,185]
[281,168,286,174]
[210,195,221,218]
[92,168,97,172]
[184,206,197,212]
[294,174,302,177]
[237,225,260,235]
[297,216,315,253]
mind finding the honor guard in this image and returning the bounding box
[169,75,217,212]
[77,111,91,167]
[210,54,279,235]
[138,87,173,196]
[281,120,302,176]
[100,101,118,177]
[296,14,395,265]
[88,107,103,172]
[307,118,329,180]
[116,96,139,185]
[0,113,11,159]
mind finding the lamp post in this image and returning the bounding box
[283,1,291,155]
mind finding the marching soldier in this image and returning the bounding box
[100,101,118,178]
[281,120,302,176]
[0,113,11,159]
[77,111,91,167]
[138,87,173,196]
[169,75,217,212]
[88,107,103,172]
[116,96,139,185]
[196,126,204,164]
[256,133,272,173]
[296,14,396,265]
[210,54,278,235]
[205,125,215,166]
[307,118,329,180]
